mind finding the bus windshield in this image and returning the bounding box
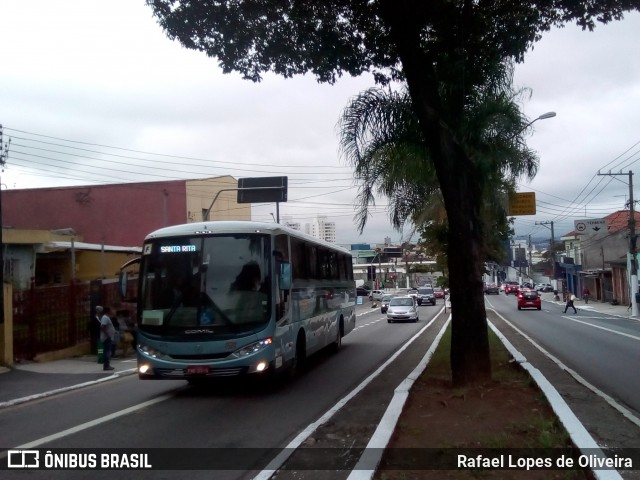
[139,233,272,335]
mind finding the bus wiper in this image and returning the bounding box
[164,292,184,325]
[198,293,234,327]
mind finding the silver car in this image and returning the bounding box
[369,289,385,301]
[387,296,419,323]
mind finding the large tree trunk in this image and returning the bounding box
[422,107,492,387]
[381,0,491,386]
[437,138,492,387]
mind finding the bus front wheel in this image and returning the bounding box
[330,318,343,353]
[289,332,306,379]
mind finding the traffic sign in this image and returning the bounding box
[574,218,607,234]
[508,192,536,215]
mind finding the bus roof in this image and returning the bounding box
[144,221,351,255]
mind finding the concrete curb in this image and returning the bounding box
[346,316,451,479]
[0,368,137,409]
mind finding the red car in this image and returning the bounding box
[434,287,445,299]
[504,282,520,295]
[517,289,541,310]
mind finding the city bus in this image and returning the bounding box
[125,220,356,382]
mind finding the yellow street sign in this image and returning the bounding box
[508,192,536,216]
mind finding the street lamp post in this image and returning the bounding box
[511,112,556,141]
[524,111,556,130]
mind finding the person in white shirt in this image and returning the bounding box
[97,306,116,370]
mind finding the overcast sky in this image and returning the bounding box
[1,2,639,246]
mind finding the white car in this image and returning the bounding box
[369,290,385,301]
[387,296,419,323]
[536,283,553,292]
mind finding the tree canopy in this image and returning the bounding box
[337,70,537,262]
[147,0,640,385]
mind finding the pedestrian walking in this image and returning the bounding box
[582,286,590,304]
[564,293,578,314]
[97,306,116,371]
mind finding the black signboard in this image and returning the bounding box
[383,247,402,258]
[237,176,288,203]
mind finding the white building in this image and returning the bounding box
[280,216,301,231]
[308,215,336,243]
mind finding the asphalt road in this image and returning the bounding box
[0,300,445,480]
[2,294,637,479]
[486,292,640,415]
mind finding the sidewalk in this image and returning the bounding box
[0,294,636,408]
[0,353,138,407]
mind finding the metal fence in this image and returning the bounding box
[12,279,136,361]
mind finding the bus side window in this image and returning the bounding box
[279,263,292,290]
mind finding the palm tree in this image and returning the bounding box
[338,70,538,265]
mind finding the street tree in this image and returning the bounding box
[146,0,640,386]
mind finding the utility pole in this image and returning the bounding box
[598,170,636,316]
[528,235,533,280]
[0,124,11,324]
[536,221,557,299]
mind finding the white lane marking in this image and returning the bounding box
[252,312,443,480]
[0,394,174,455]
[559,316,640,341]
[354,320,383,330]
[490,308,640,429]
[488,319,624,480]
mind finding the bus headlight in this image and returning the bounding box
[139,344,170,360]
[230,338,273,359]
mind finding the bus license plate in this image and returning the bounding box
[186,366,209,375]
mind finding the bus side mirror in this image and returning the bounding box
[118,271,128,300]
[279,263,292,290]
[119,256,140,301]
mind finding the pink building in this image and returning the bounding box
[2,176,249,247]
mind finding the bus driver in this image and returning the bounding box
[230,261,267,322]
